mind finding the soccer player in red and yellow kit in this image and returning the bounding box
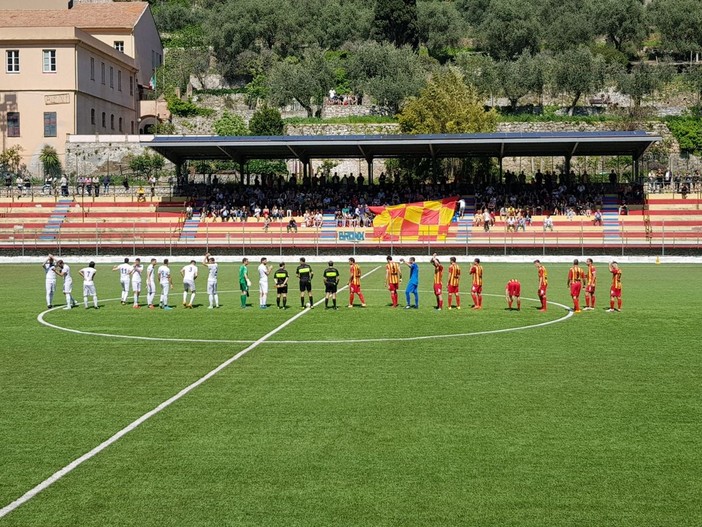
[447,257,461,309]
[534,259,548,311]
[469,258,483,309]
[385,255,402,307]
[584,258,597,310]
[505,279,521,310]
[347,257,366,308]
[567,258,585,313]
[430,253,444,310]
[607,261,622,312]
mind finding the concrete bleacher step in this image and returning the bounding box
[179,213,201,240]
[39,198,73,241]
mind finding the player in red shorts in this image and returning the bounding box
[584,258,597,310]
[534,259,548,311]
[567,258,585,313]
[347,257,366,308]
[430,253,444,310]
[385,255,402,307]
[447,257,461,310]
[607,261,622,312]
[469,258,483,309]
[505,279,521,310]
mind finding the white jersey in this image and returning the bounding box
[44,262,57,284]
[206,263,218,282]
[61,264,73,287]
[258,263,269,282]
[131,264,143,283]
[116,263,131,281]
[146,264,156,285]
[158,265,171,285]
[80,267,97,285]
[182,264,198,282]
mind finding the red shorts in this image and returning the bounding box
[434,284,443,296]
[507,283,521,296]
[538,285,548,297]
[350,284,362,294]
[471,284,482,294]
[448,285,459,294]
[570,282,582,297]
[610,287,622,298]
[387,283,398,292]
[586,285,595,294]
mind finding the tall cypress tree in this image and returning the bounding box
[371,0,419,50]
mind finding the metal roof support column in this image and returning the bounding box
[175,160,184,191]
[239,160,246,185]
[565,155,572,182]
[498,156,503,185]
[367,158,374,185]
[633,154,641,184]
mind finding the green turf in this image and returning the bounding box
[1,261,701,526]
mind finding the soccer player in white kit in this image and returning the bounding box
[43,254,57,308]
[146,258,157,309]
[55,260,76,310]
[130,258,143,308]
[158,259,173,309]
[79,261,99,309]
[258,257,272,309]
[181,260,198,308]
[112,257,132,304]
[203,253,219,309]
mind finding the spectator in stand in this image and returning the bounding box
[287,218,298,233]
[593,209,603,226]
[543,214,554,231]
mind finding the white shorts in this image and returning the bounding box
[63,279,73,294]
[120,279,130,292]
[83,284,96,296]
[259,281,269,294]
[131,279,142,292]
[207,280,217,295]
[183,279,196,292]
[46,282,56,294]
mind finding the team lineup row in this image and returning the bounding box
[40,254,623,313]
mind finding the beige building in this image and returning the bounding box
[0,1,162,175]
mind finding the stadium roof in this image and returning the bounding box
[144,131,661,165]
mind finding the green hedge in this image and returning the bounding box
[665,117,702,155]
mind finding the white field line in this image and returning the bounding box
[0,267,379,519]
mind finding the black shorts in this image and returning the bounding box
[325,283,337,294]
[276,285,288,294]
[299,281,312,293]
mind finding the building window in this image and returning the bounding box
[7,112,20,137]
[110,114,114,130]
[117,70,122,91]
[42,50,57,73]
[91,108,95,125]
[90,57,95,80]
[131,121,134,134]
[101,62,105,84]
[119,117,123,132]
[44,112,57,137]
[129,75,133,96]
[6,50,20,73]
[101,112,106,128]
[114,41,124,53]
[109,66,114,88]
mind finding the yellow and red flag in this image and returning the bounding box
[369,197,458,241]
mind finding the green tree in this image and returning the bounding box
[550,46,608,115]
[398,67,498,134]
[594,0,646,53]
[455,53,499,100]
[129,151,165,179]
[0,145,24,173]
[267,47,335,118]
[648,0,702,56]
[496,52,548,110]
[371,0,419,49]
[346,41,427,113]
[539,0,596,52]
[477,0,541,60]
[617,62,673,108]
[684,65,702,105]
[155,47,211,97]
[249,106,284,136]
[416,1,467,61]
[39,145,62,177]
[214,111,249,136]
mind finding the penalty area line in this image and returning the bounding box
[0,266,380,520]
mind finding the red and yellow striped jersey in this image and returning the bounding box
[448,263,461,287]
[587,264,596,286]
[349,263,362,286]
[386,262,400,284]
[537,265,548,287]
[568,265,584,284]
[433,263,444,285]
[611,268,622,289]
[470,264,483,286]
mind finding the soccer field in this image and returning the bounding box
[1,260,701,526]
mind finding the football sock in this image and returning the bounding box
[471,293,478,306]
[241,294,247,307]
[508,299,512,309]
[439,298,443,309]
[134,293,138,305]
[618,298,622,310]
[65,293,72,308]
[333,298,337,308]
[456,295,460,307]
[301,297,305,307]
[349,293,353,306]
[84,296,89,309]
[277,297,280,307]
[517,299,521,310]
[93,295,98,308]
[325,298,328,308]
[412,292,418,307]
[610,299,615,309]
[209,294,214,308]
[261,293,267,306]
[591,295,595,308]
[309,296,313,305]
[190,293,195,305]
[405,291,410,305]
[214,294,219,307]
[359,293,365,304]
[183,292,188,304]
[283,297,287,307]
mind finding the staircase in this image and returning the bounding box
[39,198,73,241]
[601,194,621,243]
[319,213,337,241]
[179,213,201,241]
[455,196,475,242]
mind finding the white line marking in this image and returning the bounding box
[0,268,379,519]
